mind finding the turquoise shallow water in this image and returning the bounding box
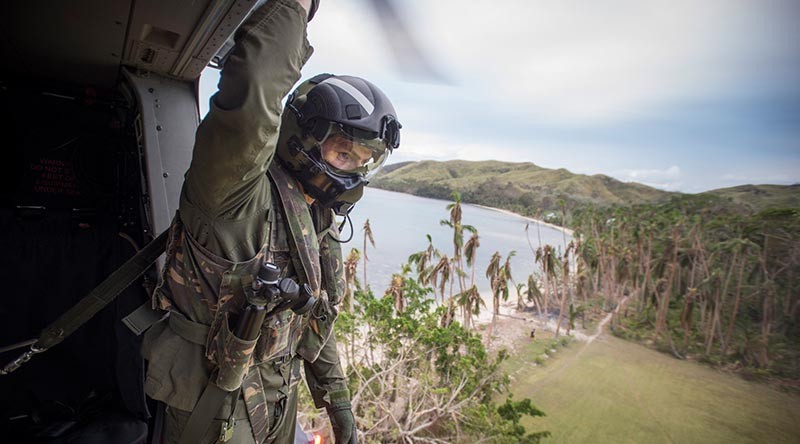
[344,187,571,295]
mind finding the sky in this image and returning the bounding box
[200,0,800,193]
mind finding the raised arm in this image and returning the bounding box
[183,0,313,219]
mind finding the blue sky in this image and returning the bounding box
[200,0,800,193]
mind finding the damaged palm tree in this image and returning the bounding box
[486,251,514,339]
[362,218,376,289]
[343,248,361,313]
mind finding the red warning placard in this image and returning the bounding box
[29,158,80,197]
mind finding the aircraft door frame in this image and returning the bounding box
[122,67,198,238]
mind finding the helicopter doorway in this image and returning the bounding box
[0,81,152,443]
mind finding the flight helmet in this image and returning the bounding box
[277,74,401,215]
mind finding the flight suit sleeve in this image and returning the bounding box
[303,332,351,408]
[183,0,313,220]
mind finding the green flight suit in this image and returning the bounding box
[140,1,349,443]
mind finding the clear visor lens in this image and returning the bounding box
[316,124,390,179]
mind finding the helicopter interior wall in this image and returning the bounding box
[0,83,151,443]
[0,1,132,90]
[1,0,252,89]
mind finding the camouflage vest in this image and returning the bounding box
[142,162,345,440]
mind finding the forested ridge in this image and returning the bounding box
[573,198,800,384]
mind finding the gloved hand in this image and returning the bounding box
[327,401,357,443]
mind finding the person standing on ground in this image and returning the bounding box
[139,0,401,442]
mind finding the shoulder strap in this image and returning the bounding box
[312,204,345,305]
[1,229,169,375]
[267,162,322,293]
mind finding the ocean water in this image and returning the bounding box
[343,187,571,295]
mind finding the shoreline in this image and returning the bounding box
[369,186,575,237]
[471,203,575,237]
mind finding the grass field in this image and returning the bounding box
[503,333,800,443]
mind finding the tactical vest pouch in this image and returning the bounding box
[296,296,338,363]
[141,320,211,412]
[254,311,294,363]
[214,312,259,392]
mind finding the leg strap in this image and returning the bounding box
[242,369,269,443]
[178,380,234,444]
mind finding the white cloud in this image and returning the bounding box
[390,131,524,164]
[611,166,683,191]
[621,166,682,180]
[306,0,798,125]
[303,4,395,80]
[720,172,798,185]
[634,180,685,192]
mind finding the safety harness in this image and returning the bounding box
[2,162,344,444]
[173,162,343,444]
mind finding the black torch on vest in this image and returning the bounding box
[234,262,316,341]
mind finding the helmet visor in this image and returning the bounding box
[316,123,391,179]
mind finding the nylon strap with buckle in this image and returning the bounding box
[1,229,168,375]
[177,380,239,444]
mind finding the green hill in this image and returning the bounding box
[370,160,673,218]
[370,160,799,220]
[702,183,800,213]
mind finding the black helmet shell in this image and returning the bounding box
[299,75,398,144]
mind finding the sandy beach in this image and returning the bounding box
[470,203,575,237]
[472,290,591,353]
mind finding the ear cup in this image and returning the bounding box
[309,117,329,142]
